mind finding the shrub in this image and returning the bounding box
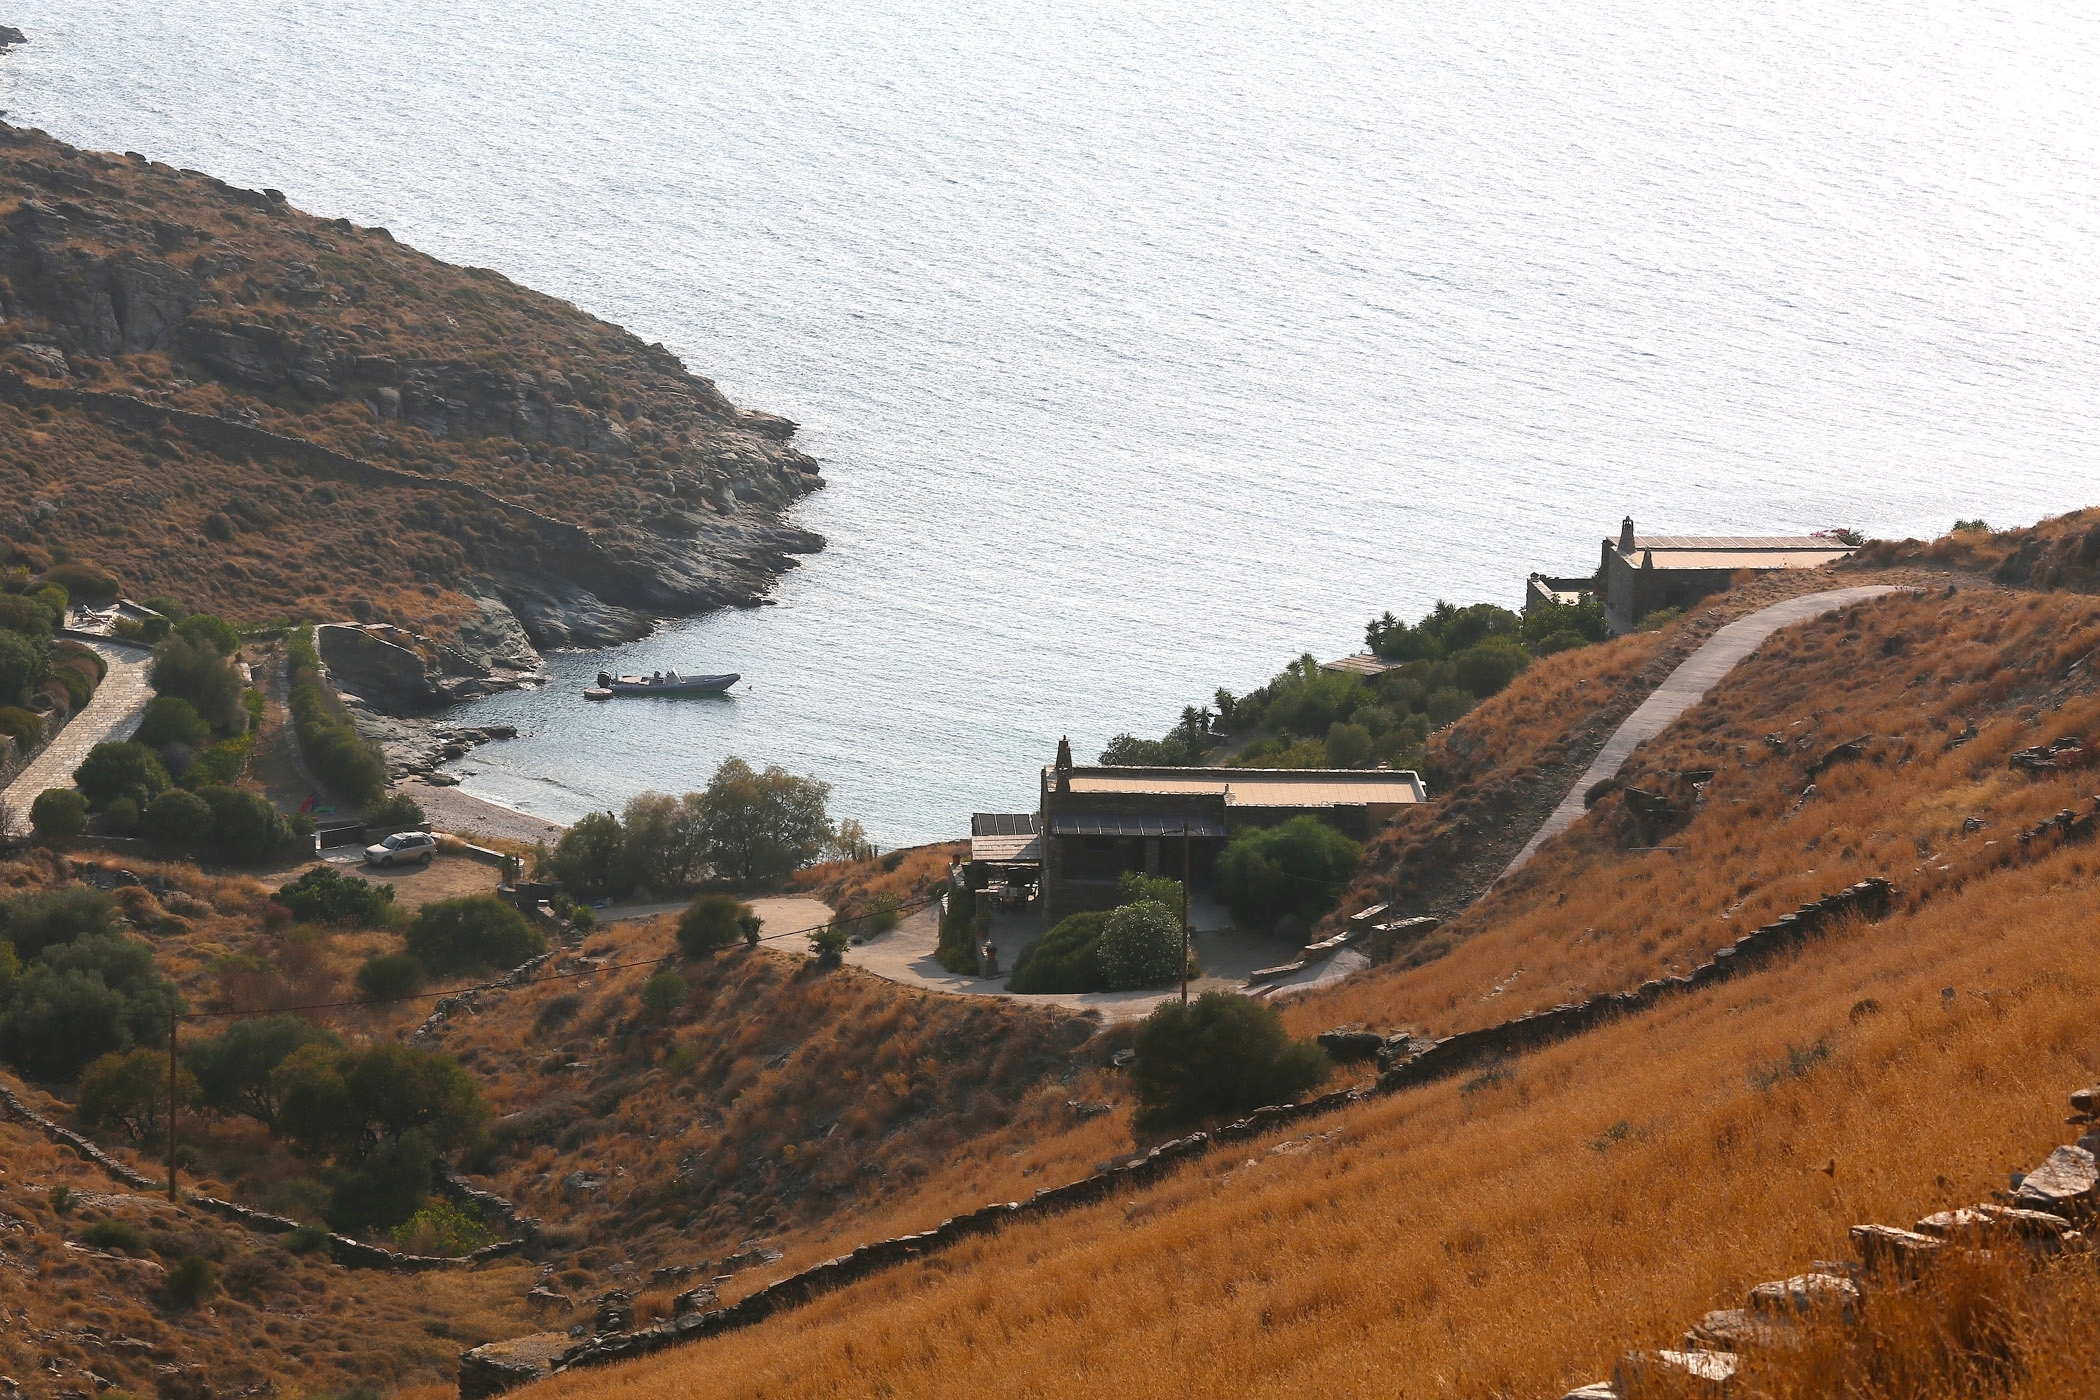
[394,1199,494,1257]
[1116,871,1183,910]
[620,790,707,895]
[1130,992,1332,1137]
[284,625,385,803]
[639,971,690,1020]
[283,1223,333,1255]
[406,895,546,975]
[1426,685,1475,727]
[173,614,241,656]
[935,886,979,974]
[142,789,214,848]
[1099,900,1185,991]
[273,865,397,926]
[188,1014,341,1132]
[140,595,190,624]
[42,562,119,605]
[809,924,850,967]
[0,593,57,637]
[1008,911,1110,994]
[150,633,247,734]
[166,1255,218,1308]
[29,787,87,841]
[74,742,170,810]
[102,796,139,837]
[0,886,115,959]
[546,810,628,901]
[184,734,254,788]
[1451,639,1531,699]
[45,661,94,710]
[676,893,752,958]
[1215,815,1363,932]
[78,1046,197,1144]
[80,1218,149,1256]
[136,695,211,749]
[1,933,184,1080]
[1325,721,1372,767]
[0,629,46,708]
[0,705,43,750]
[196,785,295,864]
[356,953,426,1004]
[361,792,426,831]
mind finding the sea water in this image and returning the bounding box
[9,0,2100,842]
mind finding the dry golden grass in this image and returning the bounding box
[522,583,2100,1400]
[789,842,965,924]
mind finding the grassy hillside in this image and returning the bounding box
[519,537,2100,1400]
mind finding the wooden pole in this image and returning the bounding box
[166,1014,178,1203]
[1176,822,1192,1007]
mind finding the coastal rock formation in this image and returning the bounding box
[0,123,827,685]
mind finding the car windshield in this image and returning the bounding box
[382,835,405,848]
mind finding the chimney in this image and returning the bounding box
[1619,516,1636,553]
[1641,549,1654,570]
[1055,736,1073,772]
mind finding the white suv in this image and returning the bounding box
[365,830,437,867]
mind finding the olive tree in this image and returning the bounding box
[690,757,832,885]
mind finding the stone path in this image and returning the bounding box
[2,639,155,836]
[1496,585,1900,884]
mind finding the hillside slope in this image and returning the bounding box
[522,550,2100,1400]
[0,122,824,673]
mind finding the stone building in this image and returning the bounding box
[1595,516,1854,632]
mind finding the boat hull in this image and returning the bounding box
[593,672,739,697]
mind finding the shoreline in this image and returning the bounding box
[401,774,568,848]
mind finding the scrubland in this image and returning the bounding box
[528,565,2100,1400]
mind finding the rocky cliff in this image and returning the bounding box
[0,121,827,696]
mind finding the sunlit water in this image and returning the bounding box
[9,0,2100,842]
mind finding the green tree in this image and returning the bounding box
[355,953,426,1004]
[74,742,171,809]
[639,971,690,1020]
[136,696,212,750]
[1451,639,1531,699]
[405,895,546,975]
[142,789,214,848]
[690,757,832,884]
[78,1046,199,1145]
[1098,899,1184,991]
[173,614,242,656]
[0,705,44,750]
[196,785,293,864]
[0,933,183,1080]
[546,810,628,901]
[361,792,426,831]
[1325,721,1372,767]
[620,790,707,895]
[1130,992,1332,1138]
[272,865,397,926]
[149,633,246,734]
[42,563,118,605]
[278,1044,488,1166]
[1007,911,1110,994]
[0,629,49,708]
[676,893,752,958]
[0,886,114,959]
[1215,815,1362,932]
[28,788,87,841]
[187,1014,341,1134]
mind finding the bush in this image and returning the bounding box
[1007,911,1109,994]
[620,790,707,895]
[142,789,213,848]
[285,626,385,804]
[1425,685,1474,728]
[1451,639,1531,699]
[173,614,241,656]
[0,705,43,750]
[184,734,254,788]
[639,971,690,1019]
[676,893,751,958]
[273,865,397,926]
[1130,992,1331,1137]
[935,886,979,974]
[1325,721,1372,767]
[80,1218,149,1255]
[78,1046,197,1144]
[0,629,47,709]
[188,1014,340,1132]
[29,787,87,841]
[356,953,426,1004]
[1,933,184,1080]
[166,1255,218,1308]
[0,886,115,959]
[283,1223,333,1255]
[1099,900,1185,991]
[546,810,628,901]
[102,796,139,837]
[0,593,58,637]
[361,792,426,831]
[1116,871,1182,910]
[151,633,247,734]
[394,1199,494,1257]
[136,696,211,750]
[43,562,119,605]
[74,742,171,810]
[809,924,850,966]
[196,785,294,864]
[1215,815,1363,932]
[406,895,546,975]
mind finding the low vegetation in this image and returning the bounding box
[1129,992,1331,1138]
[286,623,388,804]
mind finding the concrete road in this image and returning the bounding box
[1,640,154,837]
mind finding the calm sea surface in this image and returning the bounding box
[9,1,2100,842]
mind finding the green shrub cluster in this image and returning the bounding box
[0,888,183,1080]
[406,895,546,975]
[1215,815,1363,932]
[1099,900,1185,990]
[1130,992,1332,1138]
[1006,910,1108,993]
[934,885,979,975]
[355,953,426,1003]
[139,785,300,865]
[272,865,398,926]
[676,893,759,958]
[186,1014,342,1133]
[286,624,387,805]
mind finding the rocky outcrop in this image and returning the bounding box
[458,1334,571,1400]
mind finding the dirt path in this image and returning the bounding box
[1,639,153,836]
[1496,584,1901,883]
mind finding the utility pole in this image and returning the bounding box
[1180,821,1191,1006]
[166,1014,179,1204]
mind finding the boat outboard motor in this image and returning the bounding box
[597,671,613,688]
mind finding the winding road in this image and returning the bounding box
[1495,584,1900,884]
[2,638,155,837]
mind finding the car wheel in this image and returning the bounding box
[420,851,432,866]
[381,855,394,868]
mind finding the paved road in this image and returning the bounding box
[1496,585,1900,883]
[2,640,155,836]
